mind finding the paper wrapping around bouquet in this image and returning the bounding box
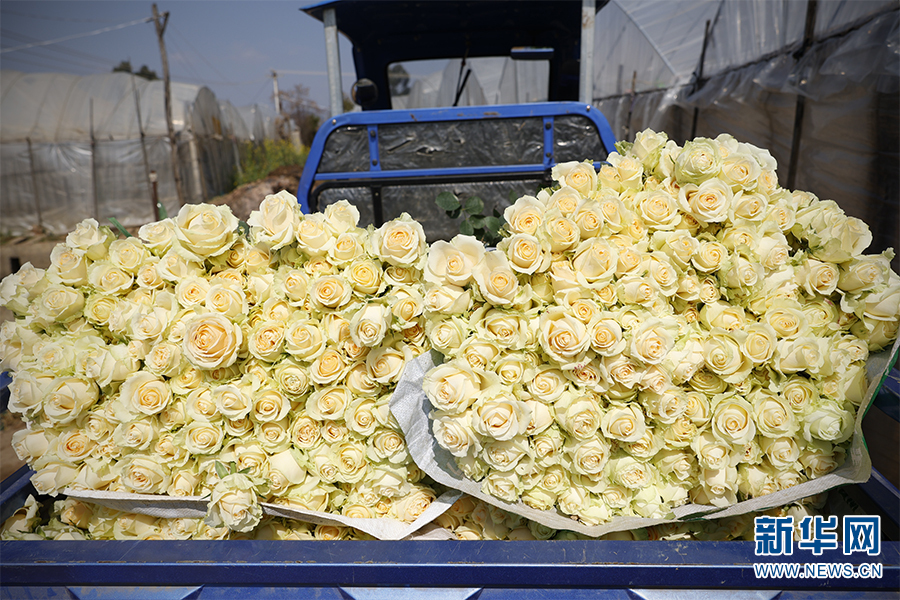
[390,338,900,538]
[62,487,461,541]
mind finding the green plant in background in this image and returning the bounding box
[435,191,505,245]
[234,139,308,187]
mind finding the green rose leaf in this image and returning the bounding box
[463,196,484,215]
[435,191,461,211]
[459,220,475,236]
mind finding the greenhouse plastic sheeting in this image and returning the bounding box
[0,70,276,235]
[378,119,544,170]
[591,1,899,271]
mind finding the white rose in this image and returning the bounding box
[248,190,298,250]
[566,438,610,478]
[538,306,591,369]
[556,394,602,440]
[67,218,113,260]
[775,337,827,375]
[371,213,426,267]
[173,203,238,261]
[504,195,545,235]
[182,312,242,370]
[473,251,519,306]
[678,178,732,224]
[802,401,854,444]
[120,371,172,416]
[472,393,531,441]
[424,362,482,414]
[501,233,548,275]
[629,318,676,365]
[602,403,647,442]
[610,455,654,490]
[310,275,352,309]
[711,396,756,445]
[35,284,85,324]
[552,161,598,195]
[206,473,262,533]
[49,244,88,287]
[366,343,410,384]
[138,218,177,255]
[752,392,796,438]
[425,235,485,286]
[572,238,618,284]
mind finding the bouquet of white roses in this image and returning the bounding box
[414,129,899,531]
[0,193,452,537]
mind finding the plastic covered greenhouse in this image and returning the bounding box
[383,0,898,268]
[0,70,277,235]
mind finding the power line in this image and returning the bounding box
[0,17,153,54]
[0,29,114,67]
[0,9,122,24]
[171,24,230,82]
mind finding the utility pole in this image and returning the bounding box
[152,4,186,207]
[272,70,281,115]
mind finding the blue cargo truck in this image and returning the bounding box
[1,1,898,597]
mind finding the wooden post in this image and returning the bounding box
[689,20,712,140]
[153,3,186,207]
[89,100,100,221]
[131,74,158,221]
[25,137,44,234]
[787,0,819,191]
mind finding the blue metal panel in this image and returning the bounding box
[1,540,898,590]
[296,102,618,214]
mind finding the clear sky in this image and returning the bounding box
[0,1,357,111]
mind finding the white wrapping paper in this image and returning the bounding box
[389,336,900,537]
[62,487,461,541]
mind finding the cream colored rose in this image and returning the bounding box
[310,275,352,309]
[346,260,383,295]
[678,178,732,224]
[247,320,285,363]
[424,361,481,414]
[205,282,246,318]
[67,218,113,260]
[601,402,647,442]
[182,312,242,370]
[181,420,224,455]
[426,235,485,286]
[35,284,85,324]
[838,254,890,293]
[347,303,390,348]
[572,238,618,284]
[553,161,598,195]
[544,217,580,253]
[751,392,796,438]
[329,231,367,265]
[173,276,209,309]
[775,337,826,375]
[636,190,680,230]
[44,377,99,425]
[802,401,854,443]
[573,200,605,239]
[156,251,203,283]
[800,440,846,478]
[433,411,479,457]
[711,396,756,445]
[248,190,298,250]
[366,344,410,383]
[629,318,676,365]
[737,322,777,364]
[473,251,519,306]
[211,383,252,420]
[118,455,170,494]
[49,244,88,287]
[760,436,800,470]
[284,318,325,360]
[207,473,262,533]
[371,213,426,267]
[308,348,347,385]
[565,438,610,478]
[525,367,567,402]
[173,203,238,261]
[554,394,601,440]
[106,237,148,275]
[704,330,751,382]
[138,218,177,255]
[501,233,548,275]
[504,195,545,235]
[863,276,900,321]
[538,306,591,369]
[472,393,530,441]
[120,371,171,416]
[306,385,350,421]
